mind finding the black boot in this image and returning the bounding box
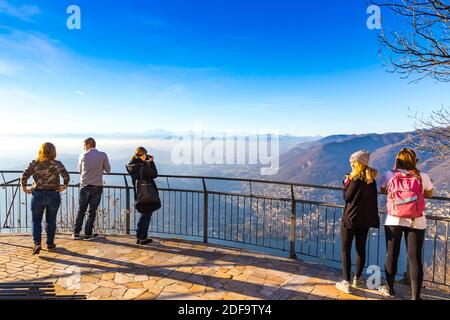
[32,244,42,255]
[137,238,153,245]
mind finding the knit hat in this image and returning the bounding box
[350,150,370,166]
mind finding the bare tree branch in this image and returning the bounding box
[373,0,450,82]
[373,1,450,157]
[408,106,450,157]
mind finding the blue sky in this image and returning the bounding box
[0,0,449,136]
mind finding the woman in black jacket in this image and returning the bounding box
[336,150,380,294]
[126,147,159,245]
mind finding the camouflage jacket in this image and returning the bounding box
[20,160,70,190]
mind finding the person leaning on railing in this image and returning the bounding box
[72,138,111,241]
[378,148,434,301]
[126,147,159,245]
[335,150,380,294]
[20,142,70,255]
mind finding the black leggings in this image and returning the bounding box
[384,225,425,300]
[340,223,369,281]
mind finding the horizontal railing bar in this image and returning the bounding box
[160,174,344,191]
[207,236,290,252]
[161,188,292,202]
[2,170,448,201]
[0,178,20,187]
[423,215,450,222]
[295,198,345,209]
[2,185,449,222]
[4,182,129,190]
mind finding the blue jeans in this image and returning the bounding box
[136,213,152,240]
[74,186,103,236]
[31,189,61,245]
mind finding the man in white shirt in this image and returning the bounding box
[73,138,111,240]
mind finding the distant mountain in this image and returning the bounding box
[419,157,450,190]
[0,134,320,175]
[274,131,449,192]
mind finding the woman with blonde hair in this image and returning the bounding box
[336,150,380,294]
[20,142,70,255]
[378,148,433,300]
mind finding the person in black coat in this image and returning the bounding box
[336,150,380,294]
[126,147,159,245]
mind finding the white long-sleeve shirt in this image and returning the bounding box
[78,148,111,187]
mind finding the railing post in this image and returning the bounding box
[289,185,297,259]
[124,175,131,235]
[202,178,208,243]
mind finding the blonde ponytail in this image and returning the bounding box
[349,160,378,184]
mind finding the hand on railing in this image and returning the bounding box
[22,186,34,194]
[58,185,68,193]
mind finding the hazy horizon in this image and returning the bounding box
[0,127,413,161]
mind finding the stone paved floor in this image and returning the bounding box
[0,234,448,300]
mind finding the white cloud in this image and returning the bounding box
[0,59,19,76]
[0,87,39,100]
[74,90,84,96]
[0,0,41,21]
[0,29,66,77]
[37,64,55,75]
[0,29,63,63]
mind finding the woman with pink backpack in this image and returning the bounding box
[378,148,434,300]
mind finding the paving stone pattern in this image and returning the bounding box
[0,235,448,300]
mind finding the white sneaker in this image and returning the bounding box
[72,233,81,240]
[378,285,395,298]
[336,280,351,294]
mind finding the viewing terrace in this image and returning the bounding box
[0,171,449,300]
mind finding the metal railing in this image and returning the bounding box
[1,170,449,290]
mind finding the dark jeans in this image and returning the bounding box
[31,189,61,245]
[136,212,152,240]
[384,225,425,300]
[74,186,103,236]
[340,223,369,281]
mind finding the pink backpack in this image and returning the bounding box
[386,170,425,218]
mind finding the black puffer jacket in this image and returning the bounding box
[342,179,380,229]
[126,157,159,203]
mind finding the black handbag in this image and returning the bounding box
[135,166,161,213]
